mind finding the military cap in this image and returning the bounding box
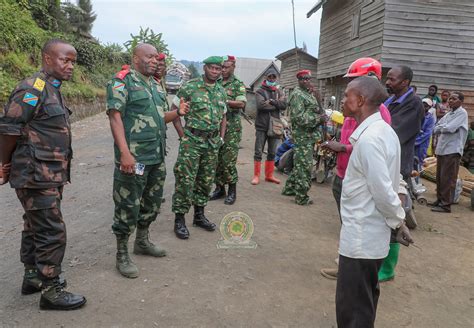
[157,53,166,60]
[226,55,236,62]
[203,56,224,65]
[296,70,312,79]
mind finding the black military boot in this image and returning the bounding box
[174,214,189,239]
[209,185,226,201]
[39,277,86,310]
[193,206,216,231]
[224,183,237,205]
[22,266,67,295]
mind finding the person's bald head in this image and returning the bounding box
[41,39,77,81]
[132,43,158,77]
[342,76,388,120]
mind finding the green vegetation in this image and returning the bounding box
[0,0,170,106]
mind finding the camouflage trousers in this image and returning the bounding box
[16,187,66,279]
[215,120,242,185]
[282,130,319,204]
[112,162,166,237]
[172,134,221,214]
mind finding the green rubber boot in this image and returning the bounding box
[133,227,167,257]
[378,243,400,282]
[116,236,139,278]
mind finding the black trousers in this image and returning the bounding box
[436,153,461,207]
[254,130,279,161]
[332,175,343,223]
[336,255,383,328]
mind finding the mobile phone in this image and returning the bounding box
[135,163,145,176]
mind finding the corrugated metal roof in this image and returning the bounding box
[234,57,281,87]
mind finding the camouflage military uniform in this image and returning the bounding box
[106,69,168,237]
[0,71,72,279]
[171,76,227,214]
[282,86,322,205]
[215,75,247,185]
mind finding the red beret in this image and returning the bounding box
[226,55,236,62]
[157,53,166,60]
[296,70,312,79]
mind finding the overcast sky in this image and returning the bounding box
[91,0,322,61]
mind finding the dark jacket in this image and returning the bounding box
[387,92,424,179]
[254,85,287,132]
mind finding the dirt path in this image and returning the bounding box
[0,112,473,327]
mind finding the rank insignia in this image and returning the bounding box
[51,79,61,88]
[113,81,125,92]
[33,78,45,92]
[23,93,39,106]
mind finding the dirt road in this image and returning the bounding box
[0,112,473,327]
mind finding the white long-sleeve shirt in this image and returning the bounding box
[339,112,405,259]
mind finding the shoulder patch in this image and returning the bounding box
[23,92,39,106]
[33,78,45,92]
[113,81,126,92]
[51,79,61,88]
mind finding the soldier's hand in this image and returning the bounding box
[0,162,11,185]
[119,151,136,175]
[396,222,414,247]
[321,140,345,153]
[178,97,190,116]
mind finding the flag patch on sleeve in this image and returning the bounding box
[113,81,125,92]
[23,93,39,106]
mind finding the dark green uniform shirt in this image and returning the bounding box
[106,69,167,166]
[0,71,72,189]
[172,75,227,132]
[289,86,322,131]
[221,75,247,131]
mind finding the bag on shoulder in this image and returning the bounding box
[267,116,284,138]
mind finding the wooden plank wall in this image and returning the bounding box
[382,0,474,121]
[279,53,318,91]
[317,0,386,79]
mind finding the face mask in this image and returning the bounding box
[266,80,277,87]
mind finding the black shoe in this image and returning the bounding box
[174,214,189,239]
[431,205,451,213]
[427,199,440,208]
[209,185,226,201]
[193,206,216,231]
[39,278,86,310]
[224,183,236,205]
[22,269,67,295]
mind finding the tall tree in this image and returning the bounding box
[77,0,96,34]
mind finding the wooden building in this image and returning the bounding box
[276,48,318,93]
[307,0,474,120]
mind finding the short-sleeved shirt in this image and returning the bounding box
[172,76,227,132]
[0,71,72,189]
[221,74,246,130]
[106,69,167,165]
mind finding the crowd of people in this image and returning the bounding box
[0,39,471,328]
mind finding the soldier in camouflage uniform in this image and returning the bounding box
[107,44,189,278]
[0,39,86,310]
[282,70,324,205]
[210,55,247,205]
[171,56,227,239]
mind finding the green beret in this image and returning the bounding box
[203,56,224,65]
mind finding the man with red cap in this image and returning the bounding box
[209,55,247,205]
[282,69,324,205]
[320,57,392,280]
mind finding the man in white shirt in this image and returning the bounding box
[336,77,413,328]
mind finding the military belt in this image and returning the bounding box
[186,127,219,139]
